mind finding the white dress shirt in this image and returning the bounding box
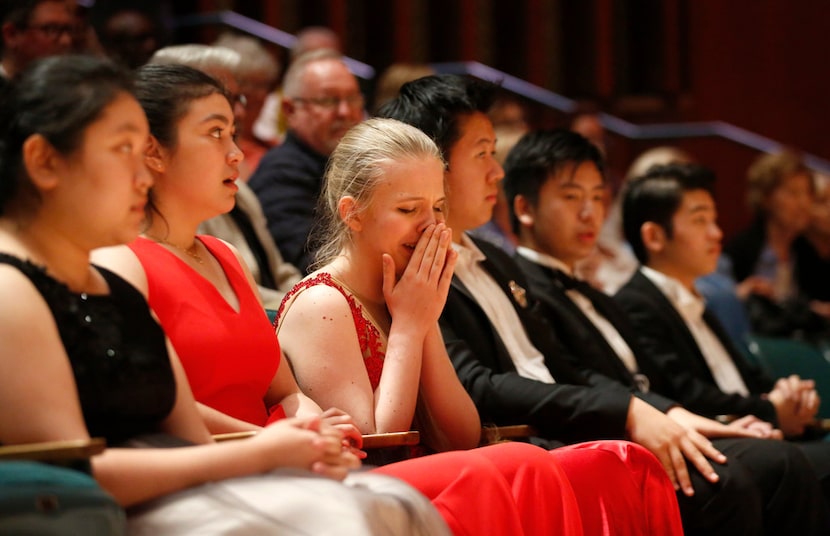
[641,266,750,396]
[453,236,555,383]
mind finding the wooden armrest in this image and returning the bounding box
[362,431,420,449]
[480,424,539,445]
[0,438,106,461]
[214,430,421,450]
[213,431,258,442]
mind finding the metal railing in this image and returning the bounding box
[432,61,830,174]
[172,10,375,80]
[172,11,829,174]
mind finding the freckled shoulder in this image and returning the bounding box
[276,280,353,336]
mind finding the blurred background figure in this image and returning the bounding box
[371,62,434,113]
[254,25,343,146]
[570,112,607,158]
[0,0,74,80]
[91,2,162,69]
[249,49,364,274]
[801,173,830,310]
[213,32,281,178]
[290,25,341,60]
[726,150,814,303]
[586,145,694,293]
[724,150,829,338]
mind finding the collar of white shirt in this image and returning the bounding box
[516,247,575,276]
[640,266,705,320]
[453,234,487,273]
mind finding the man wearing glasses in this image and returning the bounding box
[249,48,365,273]
[1,0,74,80]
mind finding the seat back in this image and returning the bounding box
[745,334,830,419]
[0,461,125,535]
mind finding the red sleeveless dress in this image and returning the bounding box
[132,238,584,535]
[280,273,684,536]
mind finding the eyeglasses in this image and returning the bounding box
[24,23,76,40]
[292,94,364,111]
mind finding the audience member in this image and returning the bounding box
[249,48,364,273]
[277,117,683,535]
[371,62,435,113]
[213,32,281,176]
[376,73,827,535]
[0,0,74,79]
[724,150,829,338]
[615,163,819,431]
[93,64,584,536]
[149,43,301,307]
[505,128,829,534]
[253,25,343,146]
[590,145,694,293]
[0,54,446,535]
[570,112,607,157]
[91,3,160,69]
[799,172,830,309]
[613,163,830,507]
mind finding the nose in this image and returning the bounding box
[228,140,245,165]
[336,98,357,118]
[710,222,723,241]
[56,30,73,50]
[489,159,505,183]
[417,211,442,234]
[579,200,597,220]
[136,158,154,191]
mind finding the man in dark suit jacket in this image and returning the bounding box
[614,163,819,435]
[613,161,830,508]
[248,49,364,273]
[378,77,827,534]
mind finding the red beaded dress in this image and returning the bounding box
[130,236,585,536]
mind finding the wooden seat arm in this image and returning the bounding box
[214,430,421,450]
[0,438,106,461]
[480,424,539,445]
[361,431,420,449]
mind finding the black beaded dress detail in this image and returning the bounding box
[0,253,176,444]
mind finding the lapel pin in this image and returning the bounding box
[508,280,528,308]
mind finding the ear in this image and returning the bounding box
[282,97,297,118]
[338,196,362,232]
[640,222,667,255]
[512,194,535,229]
[143,135,167,173]
[22,134,61,192]
[1,22,19,46]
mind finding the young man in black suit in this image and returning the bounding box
[378,75,827,535]
[505,128,782,438]
[613,162,830,498]
[615,163,820,434]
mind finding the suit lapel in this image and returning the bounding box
[628,272,720,383]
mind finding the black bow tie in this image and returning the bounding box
[551,269,595,294]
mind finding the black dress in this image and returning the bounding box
[0,253,175,445]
